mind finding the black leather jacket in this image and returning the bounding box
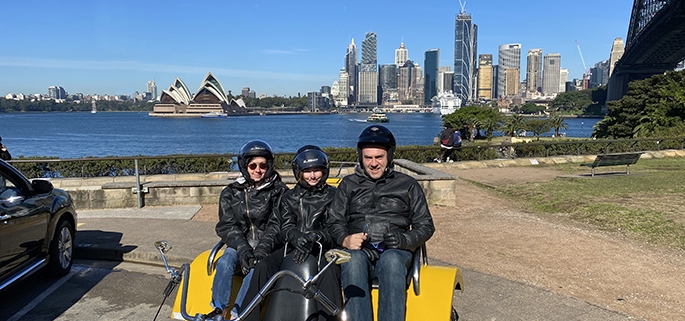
[327,165,435,251]
[280,182,336,251]
[215,174,288,256]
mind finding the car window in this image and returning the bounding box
[0,172,23,207]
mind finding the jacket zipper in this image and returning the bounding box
[245,192,256,246]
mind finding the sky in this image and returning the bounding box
[0,0,634,98]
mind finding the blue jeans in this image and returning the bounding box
[340,249,412,321]
[211,248,254,317]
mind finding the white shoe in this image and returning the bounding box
[448,159,454,163]
[437,159,442,163]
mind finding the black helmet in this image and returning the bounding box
[292,148,329,186]
[238,140,275,185]
[357,125,396,165]
[296,144,322,155]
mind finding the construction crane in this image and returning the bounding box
[575,40,591,89]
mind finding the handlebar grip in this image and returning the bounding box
[313,291,340,316]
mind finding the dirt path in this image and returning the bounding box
[193,167,685,320]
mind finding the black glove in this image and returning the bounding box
[383,231,407,250]
[292,249,309,265]
[289,230,313,254]
[361,246,380,262]
[253,249,269,262]
[239,250,255,275]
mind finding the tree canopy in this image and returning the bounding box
[593,70,685,138]
[442,105,503,140]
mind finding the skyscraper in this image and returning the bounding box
[609,37,625,76]
[497,44,521,99]
[559,68,568,93]
[358,32,378,104]
[336,69,349,107]
[526,49,543,93]
[542,53,561,94]
[379,64,398,104]
[395,42,408,66]
[477,54,493,100]
[453,11,478,103]
[147,79,157,100]
[345,39,358,105]
[424,49,439,104]
[398,61,415,101]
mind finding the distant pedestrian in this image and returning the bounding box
[448,130,462,161]
[0,137,11,161]
[437,124,454,163]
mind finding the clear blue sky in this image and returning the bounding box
[0,0,633,98]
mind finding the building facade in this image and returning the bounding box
[497,43,521,99]
[477,54,493,100]
[542,53,562,95]
[526,49,543,93]
[395,42,408,66]
[505,68,519,96]
[609,37,625,77]
[379,64,398,104]
[424,49,440,104]
[453,12,478,103]
[345,39,358,105]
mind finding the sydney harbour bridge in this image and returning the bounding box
[607,0,685,101]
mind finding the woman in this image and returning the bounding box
[242,145,342,321]
[207,140,288,320]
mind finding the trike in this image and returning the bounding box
[154,238,464,321]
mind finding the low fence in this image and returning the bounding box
[6,136,685,178]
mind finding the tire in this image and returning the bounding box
[47,220,74,277]
[451,307,459,321]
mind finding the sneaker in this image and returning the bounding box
[203,308,223,320]
[448,159,454,163]
[437,159,442,163]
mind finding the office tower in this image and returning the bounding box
[358,32,378,104]
[609,37,624,76]
[505,68,519,96]
[147,80,158,100]
[336,69,349,107]
[395,42,409,66]
[542,53,561,94]
[437,66,451,93]
[442,70,454,95]
[398,61,415,101]
[453,11,478,103]
[361,32,377,65]
[345,39,358,105]
[526,49,543,93]
[424,49,440,104]
[559,68,568,93]
[589,59,610,88]
[496,44,521,99]
[379,64,398,104]
[477,54,493,100]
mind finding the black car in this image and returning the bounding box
[0,160,77,291]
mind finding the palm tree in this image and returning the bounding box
[465,117,480,142]
[479,117,499,141]
[501,115,525,137]
[550,115,569,138]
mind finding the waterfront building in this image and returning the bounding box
[424,49,440,105]
[559,68,568,93]
[335,69,349,107]
[497,44,521,99]
[453,11,478,103]
[358,65,378,104]
[526,49,543,93]
[398,61,415,101]
[147,80,157,101]
[588,59,610,88]
[361,32,377,65]
[609,37,624,76]
[437,66,451,93]
[48,86,66,100]
[379,64,398,104]
[477,54,493,100]
[241,87,256,99]
[152,72,248,117]
[542,53,561,95]
[441,69,454,96]
[345,39,358,105]
[395,42,408,66]
[307,92,330,111]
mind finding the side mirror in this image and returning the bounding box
[31,179,54,194]
[155,240,172,253]
[325,249,351,264]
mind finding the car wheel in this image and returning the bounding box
[451,306,459,321]
[47,220,74,277]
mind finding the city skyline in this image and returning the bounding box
[1,0,633,97]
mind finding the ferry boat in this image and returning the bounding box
[367,113,389,123]
[201,111,228,118]
[431,91,462,116]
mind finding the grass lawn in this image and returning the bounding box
[498,158,685,250]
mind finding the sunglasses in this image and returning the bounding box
[248,162,267,170]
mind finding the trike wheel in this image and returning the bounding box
[451,306,459,321]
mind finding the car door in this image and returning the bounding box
[0,170,50,277]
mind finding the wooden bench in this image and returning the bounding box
[580,152,643,177]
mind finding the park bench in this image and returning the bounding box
[580,152,643,177]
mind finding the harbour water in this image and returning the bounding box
[0,112,600,159]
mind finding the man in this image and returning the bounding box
[327,125,435,321]
[438,123,454,163]
[0,137,11,161]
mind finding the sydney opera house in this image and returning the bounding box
[149,72,249,117]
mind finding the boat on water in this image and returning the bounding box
[91,101,97,114]
[201,111,228,118]
[367,113,389,123]
[431,91,462,116]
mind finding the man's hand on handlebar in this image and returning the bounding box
[292,249,309,264]
[342,232,367,250]
[290,230,314,254]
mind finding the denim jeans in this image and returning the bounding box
[211,248,254,317]
[340,249,412,321]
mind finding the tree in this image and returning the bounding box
[524,118,553,140]
[520,102,546,114]
[479,117,500,141]
[593,69,685,138]
[549,115,569,137]
[442,105,503,140]
[549,90,593,114]
[500,114,526,137]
